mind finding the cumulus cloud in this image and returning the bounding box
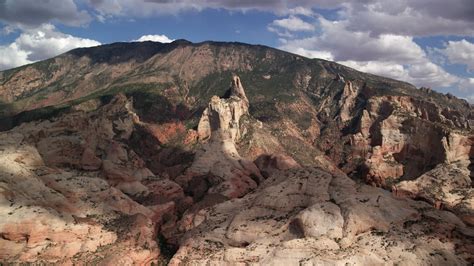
[1,0,472,38]
[0,24,100,70]
[439,39,474,72]
[287,6,315,17]
[459,78,474,92]
[0,0,91,27]
[0,0,472,38]
[280,19,425,63]
[269,16,315,32]
[288,47,334,61]
[83,0,474,38]
[467,95,474,103]
[86,0,343,17]
[277,17,464,90]
[263,2,474,97]
[0,44,31,71]
[344,0,474,37]
[133,34,174,43]
[338,60,460,89]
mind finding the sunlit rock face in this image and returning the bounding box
[197,75,249,142]
[181,76,263,199]
[0,96,161,263]
[170,165,472,265]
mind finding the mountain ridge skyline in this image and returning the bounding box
[0,0,473,101]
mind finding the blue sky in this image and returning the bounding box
[0,0,473,102]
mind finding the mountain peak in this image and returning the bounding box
[171,39,193,45]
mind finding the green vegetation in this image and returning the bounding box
[287,110,313,130]
[189,70,233,104]
[0,65,27,85]
[33,58,58,81]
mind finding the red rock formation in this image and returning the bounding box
[0,40,472,264]
[180,76,263,198]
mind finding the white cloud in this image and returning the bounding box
[0,24,100,71]
[267,26,293,38]
[83,1,474,37]
[288,6,314,17]
[459,78,474,92]
[338,60,460,89]
[345,1,474,37]
[277,17,464,90]
[0,0,472,39]
[280,19,425,63]
[269,15,315,32]
[339,60,406,80]
[0,43,31,71]
[85,1,345,19]
[439,39,474,72]
[87,0,199,17]
[290,48,334,61]
[133,34,175,43]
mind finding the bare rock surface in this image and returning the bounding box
[180,76,263,198]
[393,163,474,225]
[170,166,472,265]
[0,94,185,264]
[0,46,472,265]
[197,75,249,142]
[0,134,159,263]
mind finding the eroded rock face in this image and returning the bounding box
[169,166,472,265]
[0,134,159,263]
[0,94,190,264]
[180,76,263,199]
[254,153,300,177]
[338,81,359,122]
[393,162,474,225]
[197,75,249,142]
[335,89,474,189]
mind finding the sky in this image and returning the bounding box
[0,0,473,102]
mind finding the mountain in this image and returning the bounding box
[0,40,472,264]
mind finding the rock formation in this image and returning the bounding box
[180,75,262,198]
[0,40,472,264]
[170,165,473,265]
[197,75,249,142]
[0,94,188,264]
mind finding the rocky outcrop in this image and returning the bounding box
[0,133,159,263]
[179,76,263,199]
[335,91,474,188]
[338,81,359,122]
[392,162,474,225]
[0,94,188,264]
[197,75,249,142]
[254,153,300,177]
[170,166,472,265]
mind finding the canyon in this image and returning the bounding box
[0,40,472,264]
